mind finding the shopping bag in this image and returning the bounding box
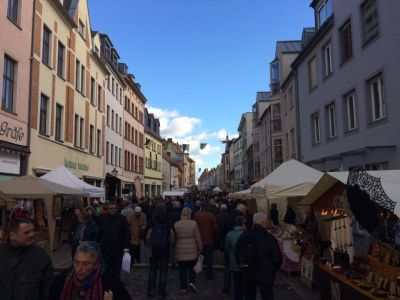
[122,251,131,273]
[193,254,204,274]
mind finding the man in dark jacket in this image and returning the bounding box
[0,218,53,300]
[98,202,130,275]
[236,213,282,300]
[50,241,131,299]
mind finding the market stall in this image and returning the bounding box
[0,175,88,251]
[298,169,400,298]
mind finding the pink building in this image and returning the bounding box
[0,0,34,178]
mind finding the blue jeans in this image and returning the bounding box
[202,245,214,279]
[147,255,169,296]
[178,260,196,289]
[245,280,274,300]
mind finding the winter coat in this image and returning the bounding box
[236,225,282,286]
[50,267,131,300]
[0,242,53,300]
[216,211,231,250]
[174,219,203,262]
[224,226,245,271]
[98,214,130,253]
[193,210,218,246]
[167,208,182,226]
[127,212,146,245]
[69,219,98,250]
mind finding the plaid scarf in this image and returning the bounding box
[60,264,103,300]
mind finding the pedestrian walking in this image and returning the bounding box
[224,216,247,300]
[146,203,175,298]
[69,207,99,258]
[217,203,233,294]
[167,200,182,268]
[269,203,279,226]
[284,205,296,224]
[50,241,131,300]
[174,207,203,293]
[236,213,282,300]
[121,200,134,218]
[194,203,218,280]
[127,206,147,264]
[0,218,53,300]
[98,202,130,275]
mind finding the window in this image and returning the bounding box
[344,91,357,131]
[7,0,19,23]
[42,26,51,66]
[288,87,293,109]
[106,105,110,126]
[369,75,385,121]
[290,128,296,158]
[106,141,109,164]
[39,94,49,134]
[97,85,102,111]
[340,20,353,63]
[317,0,332,28]
[90,77,95,105]
[322,42,333,77]
[312,112,321,144]
[119,148,122,167]
[119,117,122,136]
[111,144,114,165]
[107,76,110,90]
[111,78,115,95]
[116,83,119,100]
[115,113,119,133]
[111,110,114,130]
[362,0,379,44]
[270,60,279,83]
[74,114,79,146]
[2,55,16,112]
[78,19,85,39]
[75,59,81,91]
[80,65,85,95]
[309,56,317,89]
[89,125,94,153]
[326,103,337,138]
[119,88,122,103]
[115,147,118,167]
[55,104,63,141]
[97,129,101,156]
[57,42,65,78]
[79,118,84,148]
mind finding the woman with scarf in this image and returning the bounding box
[50,241,131,300]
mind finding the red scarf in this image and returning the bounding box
[60,264,103,300]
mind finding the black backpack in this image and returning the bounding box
[235,230,257,272]
[151,221,170,249]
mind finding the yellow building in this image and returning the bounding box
[29,0,107,188]
[144,109,162,198]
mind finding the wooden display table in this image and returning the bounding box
[318,264,383,300]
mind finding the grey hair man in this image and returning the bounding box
[0,218,54,300]
[236,213,282,300]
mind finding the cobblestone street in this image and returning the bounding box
[121,266,320,300]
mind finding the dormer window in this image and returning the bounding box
[78,19,86,39]
[270,59,279,84]
[112,53,118,66]
[317,0,332,29]
[104,43,111,60]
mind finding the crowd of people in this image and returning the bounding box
[0,193,287,300]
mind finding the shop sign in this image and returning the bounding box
[0,115,28,146]
[64,159,89,172]
[0,151,20,174]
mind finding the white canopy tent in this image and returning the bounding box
[162,190,185,199]
[250,159,323,215]
[298,170,400,217]
[42,166,104,198]
[231,188,252,199]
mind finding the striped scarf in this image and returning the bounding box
[60,264,103,300]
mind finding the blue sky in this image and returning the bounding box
[89,0,314,172]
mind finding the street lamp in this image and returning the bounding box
[111,167,118,177]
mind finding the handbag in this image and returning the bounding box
[193,254,204,274]
[122,251,131,273]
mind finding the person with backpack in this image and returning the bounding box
[174,207,203,293]
[235,213,282,300]
[146,203,175,299]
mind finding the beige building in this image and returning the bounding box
[184,153,195,189]
[121,69,145,199]
[29,0,107,188]
[144,109,162,198]
[0,0,34,178]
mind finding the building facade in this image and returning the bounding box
[121,68,145,199]
[0,0,34,178]
[29,0,107,188]
[233,136,243,192]
[237,112,253,188]
[144,109,162,198]
[294,0,400,171]
[99,34,125,201]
